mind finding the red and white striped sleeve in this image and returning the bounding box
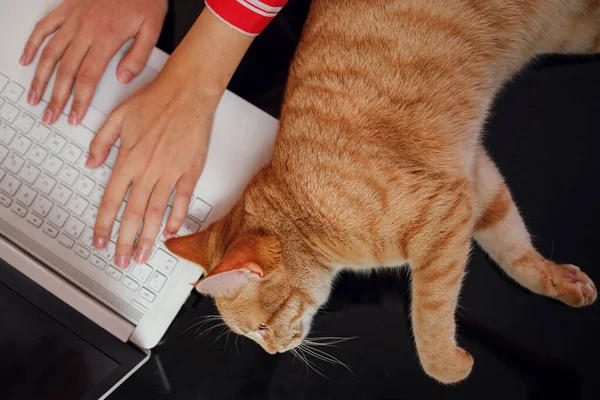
[205,0,288,36]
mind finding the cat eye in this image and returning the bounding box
[258,324,268,331]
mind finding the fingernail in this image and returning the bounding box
[116,256,132,268]
[68,111,79,126]
[134,249,149,264]
[85,155,95,168]
[19,52,27,65]
[93,237,108,249]
[42,108,54,124]
[27,89,39,105]
[163,230,177,240]
[118,70,133,84]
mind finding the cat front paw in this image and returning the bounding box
[545,263,597,307]
[420,346,474,384]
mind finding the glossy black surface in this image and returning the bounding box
[121,1,599,398]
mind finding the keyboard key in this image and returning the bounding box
[2,81,24,102]
[179,217,200,236]
[100,240,116,261]
[0,144,8,162]
[58,233,75,248]
[92,164,111,184]
[147,271,167,292]
[74,174,95,196]
[75,152,91,170]
[64,216,85,239]
[89,185,105,205]
[139,287,156,303]
[1,174,21,195]
[42,223,59,238]
[57,164,79,185]
[42,153,63,175]
[81,106,106,132]
[106,266,123,281]
[14,112,34,133]
[18,163,41,184]
[10,202,27,217]
[106,146,118,167]
[50,183,72,205]
[18,96,47,118]
[74,244,90,259]
[131,263,152,283]
[111,220,120,239]
[188,198,212,222]
[0,192,11,207]
[10,135,32,155]
[0,102,19,123]
[116,202,126,220]
[83,205,98,225]
[32,195,53,217]
[0,169,4,182]
[0,123,16,144]
[148,249,178,275]
[25,212,43,227]
[161,205,172,226]
[26,143,48,165]
[66,193,88,216]
[90,255,107,270]
[15,185,37,206]
[3,153,25,174]
[47,205,69,228]
[122,276,140,292]
[81,227,94,248]
[61,142,83,164]
[0,74,7,92]
[46,132,67,153]
[30,123,51,142]
[34,173,56,195]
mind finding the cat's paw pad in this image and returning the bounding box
[547,263,597,307]
[421,346,473,384]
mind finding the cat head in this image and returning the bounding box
[165,222,334,354]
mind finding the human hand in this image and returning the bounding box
[20,0,168,125]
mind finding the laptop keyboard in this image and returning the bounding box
[0,72,212,318]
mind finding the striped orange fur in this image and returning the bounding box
[166,0,598,383]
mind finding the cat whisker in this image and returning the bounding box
[194,322,226,341]
[179,315,223,335]
[294,347,329,380]
[304,336,356,346]
[225,331,232,350]
[212,327,230,344]
[300,343,355,376]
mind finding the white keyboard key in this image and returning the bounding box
[92,164,111,184]
[26,212,43,227]
[0,102,19,123]
[139,287,156,303]
[18,163,41,184]
[34,173,56,195]
[148,271,167,293]
[100,240,116,261]
[90,255,107,270]
[111,220,120,239]
[81,227,94,248]
[106,266,123,281]
[148,249,178,275]
[179,218,200,236]
[122,276,140,292]
[0,74,7,92]
[58,233,75,248]
[131,263,152,283]
[116,202,126,221]
[2,81,24,102]
[0,123,16,144]
[32,195,53,217]
[64,216,85,239]
[89,185,105,205]
[74,244,90,259]
[14,112,34,133]
[0,192,11,206]
[61,142,83,164]
[10,135,32,155]
[42,153,63,175]
[42,223,59,238]
[53,116,95,150]
[18,96,47,118]
[0,169,4,182]
[46,132,67,153]
[188,198,212,222]
[1,174,21,195]
[0,144,8,162]
[83,205,98,225]
[3,153,25,174]
[106,146,118,167]
[10,202,27,217]
[50,183,72,205]
[47,205,69,228]
[15,185,37,206]
[81,107,106,132]
[74,174,95,196]
[57,164,79,186]
[25,144,47,165]
[66,193,88,216]
[161,205,172,226]
[30,123,51,142]
[75,152,91,170]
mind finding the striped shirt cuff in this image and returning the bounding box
[205,0,287,36]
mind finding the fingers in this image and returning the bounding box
[133,180,173,264]
[117,23,161,84]
[87,110,123,168]
[21,11,66,66]
[164,174,198,239]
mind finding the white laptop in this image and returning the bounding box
[0,1,278,398]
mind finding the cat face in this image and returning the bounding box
[166,231,333,354]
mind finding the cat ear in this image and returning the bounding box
[195,261,263,298]
[165,231,211,270]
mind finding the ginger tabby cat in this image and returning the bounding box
[166,0,598,383]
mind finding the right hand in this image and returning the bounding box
[20,0,168,125]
